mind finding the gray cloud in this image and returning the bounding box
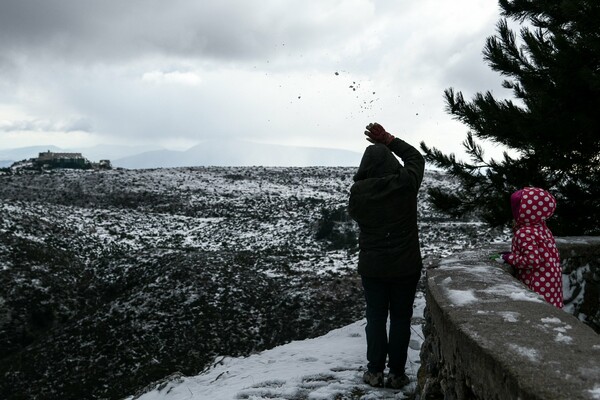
[0,0,505,157]
[0,1,374,65]
[440,37,506,97]
[0,117,92,133]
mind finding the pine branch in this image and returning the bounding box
[484,21,524,77]
[462,133,488,167]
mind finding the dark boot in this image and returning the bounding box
[362,370,384,387]
[386,372,410,389]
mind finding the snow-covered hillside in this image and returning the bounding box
[0,167,507,400]
[129,293,426,400]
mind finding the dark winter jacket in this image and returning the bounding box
[348,138,425,277]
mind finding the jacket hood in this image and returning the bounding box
[510,189,524,220]
[512,187,556,225]
[353,143,401,182]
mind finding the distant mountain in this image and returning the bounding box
[113,140,363,168]
[0,141,363,169]
[0,145,63,164]
[75,144,162,162]
[0,144,162,167]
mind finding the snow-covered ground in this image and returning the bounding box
[129,293,426,400]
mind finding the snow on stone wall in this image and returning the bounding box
[419,239,600,400]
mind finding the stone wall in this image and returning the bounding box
[418,238,600,400]
[559,237,600,333]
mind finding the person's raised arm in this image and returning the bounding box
[364,122,425,190]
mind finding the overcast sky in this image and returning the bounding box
[0,0,509,160]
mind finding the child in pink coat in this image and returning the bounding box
[502,187,563,308]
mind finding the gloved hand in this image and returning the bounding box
[364,122,395,145]
[489,254,504,263]
[489,252,510,264]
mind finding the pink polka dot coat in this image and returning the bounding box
[504,187,563,308]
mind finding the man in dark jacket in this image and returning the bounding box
[348,122,425,389]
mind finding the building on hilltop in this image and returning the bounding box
[36,151,91,169]
[37,151,85,161]
[9,151,112,171]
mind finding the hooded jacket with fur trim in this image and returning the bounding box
[348,139,425,277]
[505,187,563,308]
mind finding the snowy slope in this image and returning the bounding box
[129,293,426,400]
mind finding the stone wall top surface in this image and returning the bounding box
[427,238,600,400]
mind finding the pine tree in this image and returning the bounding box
[421,0,600,235]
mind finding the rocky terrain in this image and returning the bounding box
[0,167,506,400]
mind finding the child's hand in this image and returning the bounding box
[489,254,505,263]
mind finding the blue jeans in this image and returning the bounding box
[361,273,420,374]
